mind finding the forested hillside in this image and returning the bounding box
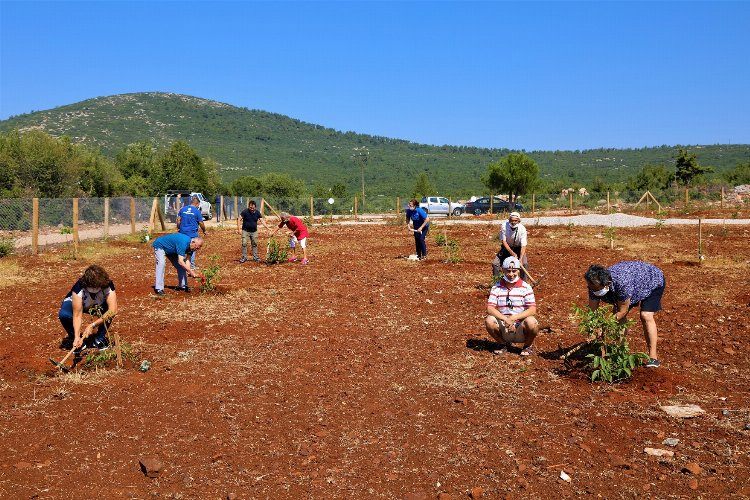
[1,92,748,196]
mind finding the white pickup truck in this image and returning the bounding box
[419,196,464,216]
[164,191,212,222]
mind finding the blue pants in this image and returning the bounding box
[58,299,111,345]
[413,226,429,258]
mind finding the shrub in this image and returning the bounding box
[434,232,446,246]
[199,254,221,292]
[443,237,461,264]
[266,238,288,264]
[60,226,73,234]
[84,341,134,368]
[0,238,14,258]
[572,305,648,383]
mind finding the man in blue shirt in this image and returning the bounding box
[176,196,206,270]
[152,233,204,296]
[405,198,431,260]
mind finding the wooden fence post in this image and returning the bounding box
[148,197,158,235]
[129,197,136,234]
[260,198,265,217]
[607,191,611,214]
[354,196,358,220]
[531,193,536,216]
[698,218,703,263]
[396,197,400,215]
[32,198,39,255]
[103,197,110,240]
[685,188,689,206]
[72,198,80,256]
[569,192,573,213]
[490,194,494,214]
[222,198,228,221]
[720,187,724,210]
[310,196,314,223]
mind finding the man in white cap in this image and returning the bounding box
[485,256,539,356]
[492,211,528,279]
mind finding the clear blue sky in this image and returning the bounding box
[1,1,749,150]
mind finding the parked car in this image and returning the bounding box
[419,196,465,216]
[464,197,523,215]
[164,191,212,222]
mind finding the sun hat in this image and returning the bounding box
[502,256,521,269]
[509,211,521,219]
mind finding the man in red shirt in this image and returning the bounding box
[271,212,309,264]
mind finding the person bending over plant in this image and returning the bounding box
[485,256,539,356]
[270,212,309,264]
[58,265,118,351]
[584,261,666,368]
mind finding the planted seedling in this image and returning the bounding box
[199,254,221,292]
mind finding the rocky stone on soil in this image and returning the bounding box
[745,423,750,430]
[662,438,680,447]
[682,463,702,475]
[139,360,152,372]
[644,448,674,458]
[659,404,705,418]
[559,471,572,482]
[470,486,483,498]
[610,455,630,469]
[139,457,163,478]
[689,479,699,490]
[403,492,428,500]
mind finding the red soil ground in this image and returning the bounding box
[0,223,748,498]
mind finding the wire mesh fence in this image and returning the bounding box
[0,187,746,253]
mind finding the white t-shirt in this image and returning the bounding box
[500,221,527,248]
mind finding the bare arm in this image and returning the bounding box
[199,220,206,235]
[508,305,536,323]
[486,304,514,328]
[614,299,630,321]
[416,216,430,232]
[588,297,600,311]
[71,294,84,348]
[178,255,195,277]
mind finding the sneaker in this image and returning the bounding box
[177,286,192,293]
[520,345,535,356]
[253,257,260,262]
[288,257,298,263]
[154,289,166,296]
[301,258,309,265]
[645,358,661,368]
[88,339,109,351]
[60,337,73,350]
[239,257,248,263]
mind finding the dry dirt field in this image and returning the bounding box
[0,222,749,499]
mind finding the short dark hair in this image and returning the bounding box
[409,198,419,207]
[585,264,611,287]
[81,265,110,289]
[249,200,257,207]
[191,196,200,204]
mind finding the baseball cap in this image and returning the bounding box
[509,211,521,220]
[502,256,521,269]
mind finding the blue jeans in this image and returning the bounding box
[58,299,110,345]
[413,226,429,258]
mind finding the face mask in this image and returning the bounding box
[592,287,609,297]
[85,287,101,294]
[510,222,519,228]
[503,273,520,283]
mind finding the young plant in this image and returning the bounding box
[443,237,461,264]
[84,341,134,368]
[604,226,617,249]
[434,232,447,246]
[266,238,288,264]
[572,305,648,383]
[0,238,14,258]
[199,254,221,292]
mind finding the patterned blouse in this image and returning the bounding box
[589,261,664,305]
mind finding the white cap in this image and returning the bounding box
[509,211,521,220]
[502,256,521,269]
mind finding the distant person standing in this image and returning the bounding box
[215,194,222,222]
[492,211,528,278]
[176,196,206,270]
[270,212,309,264]
[405,199,430,260]
[237,200,268,263]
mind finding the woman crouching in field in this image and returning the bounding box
[58,264,117,351]
[585,261,665,368]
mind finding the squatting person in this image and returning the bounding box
[492,211,529,279]
[58,264,118,351]
[584,261,666,368]
[405,198,430,260]
[270,212,309,264]
[176,195,206,270]
[485,256,539,356]
[152,233,204,295]
[237,200,268,263]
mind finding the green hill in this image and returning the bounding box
[1,92,748,195]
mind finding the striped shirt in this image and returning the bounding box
[487,279,536,315]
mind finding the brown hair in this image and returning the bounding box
[409,198,419,207]
[81,265,110,289]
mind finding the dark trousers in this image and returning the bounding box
[58,300,111,345]
[413,226,429,258]
[492,246,528,279]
